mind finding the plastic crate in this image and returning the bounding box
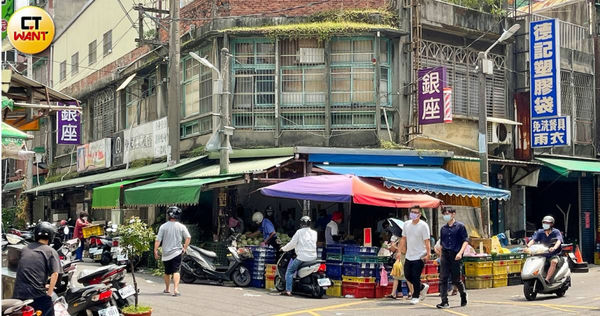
[465,275,492,289]
[326,245,343,256]
[343,245,361,255]
[265,264,277,276]
[508,273,522,286]
[342,281,376,298]
[265,275,275,290]
[326,254,342,262]
[508,259,521,274]
[358,247,378,256]
[427,278,440,294]
[326,282,342,297]
[463,256,492,262]
[326,263,343,280]
[493,274,508,288]
[465,261,493,276]
[375,284,394,298]
[342,255,360,263]
[250,279,265,288]
[358,256,378,263]
[492,260,509,275]
[342,276,376,283]
[422,263,437,275]
[82,225,104,238]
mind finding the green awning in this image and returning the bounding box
[2,180,24,193]
[124,176,237,206]
[91,179,147,209]
[537,157,600,176]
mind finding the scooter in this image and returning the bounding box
[274,251,330,298]
[181,231,253,287]
[2,299,35,316]
[521,242,572,301]
[77,264,136,309]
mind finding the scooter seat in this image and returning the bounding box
[191,246,217,258]
[298,260,322,269]
[2,299,25,313]
[77,264,117,283]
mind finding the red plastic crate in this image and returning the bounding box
[423,263,437,275]
[375,284,394,298]
[427,278,440,294]
[342,281,376,298]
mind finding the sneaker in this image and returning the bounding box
[460,293,468,307]
[410,298,420,305]
[436,302,449,309]
[420,284,429,301]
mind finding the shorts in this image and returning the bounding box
[163,254,182,275]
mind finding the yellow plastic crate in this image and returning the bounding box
[82,225,104,238]
[465,275,492,289]
[465,261,492,276]
[326,283,342,297]
[492,260,509,275]
[342,276,376,283]
[265,276,275,290]
[508,259,521,274]
[265,264,277,277]
[493,274,508,288]
[594,252,600,265]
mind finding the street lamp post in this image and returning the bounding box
[478,24,520,237]
[189,49,232,175]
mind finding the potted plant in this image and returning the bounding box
[119,217,156,316]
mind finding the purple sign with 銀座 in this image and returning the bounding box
[56,101,81,145]
[418,67,447,125]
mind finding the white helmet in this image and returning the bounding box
[542,215,555,224]
[252,212,264,224]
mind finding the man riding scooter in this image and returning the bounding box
[527,215,562,284]
[280,216,317,296]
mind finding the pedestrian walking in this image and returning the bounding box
[73,212,89,260]
[436,207,468,309]
[154,206,191,296]
[400,205,431,305]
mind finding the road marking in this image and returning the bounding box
[472,300,595,311]
[421,303,469,316]
[273,301,369,316]
[540,305,577,313]
[307,312,320,316]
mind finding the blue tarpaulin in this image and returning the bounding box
[317,165,511,200]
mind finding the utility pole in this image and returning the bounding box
[167,0,180,165]
[477,52,491,238]
[219,47,231,175]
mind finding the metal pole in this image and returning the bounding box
[219,48,230,175]
[478,54,490,238]
[167,0,181,165]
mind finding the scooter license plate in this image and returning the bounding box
[98,306,119,316]
[317,278,331,287]
[119,285,136,299]
[117,254,128,262]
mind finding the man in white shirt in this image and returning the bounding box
[401,205,431,305]
[280,216,317,296]
[325,211,343,245]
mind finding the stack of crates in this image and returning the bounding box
[492,254,510,288]
[464,256,493,289]
[265,264,277,290]
[325,245,343,297]
[508,253,525,286]
[421,260,440,294]
[245,246,276,288]
[341,245,379,298]
[342,276,376,298]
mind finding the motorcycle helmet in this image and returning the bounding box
[542,215,555,224]
[34,221,56,242]
[300,216,311,227]
[167,206,182,220]
[252,212,264,225]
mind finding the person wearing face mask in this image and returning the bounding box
[73,212,90,260]
[527,215,562,284]
[436,207,468,309]
[400,205,431,305]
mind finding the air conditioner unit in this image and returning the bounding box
[487,122,512,145]
[298,48,324,64]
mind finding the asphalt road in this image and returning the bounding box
[76,261,600,316]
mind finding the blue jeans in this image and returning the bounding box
[285,258,303,293]
[75,238,85,260]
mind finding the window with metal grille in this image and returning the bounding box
[181,56,200,117]
[59,61,66,82]
[89,40,96,65]
[331,38,376,107]
[92,89,115,140]
[103,30,112,56]
[125,81,139,128]
[280,39,326,109]
[420,40,506,118]
[71,52,79,75]
[232,39,276,130]
[574,72,593,144]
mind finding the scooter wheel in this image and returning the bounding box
[100,251,112,266]
[181,269,196,284]
[274,275,285,292]
[523,280,537,301]
[232,267,251,287]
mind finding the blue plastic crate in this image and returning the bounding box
[342,255,360,263]
[250,279,265,288]
[358,246,378,256]
[326,263,343,280]
[342,263,358,276]
[357,267,377,277]
[343,245,361,256]
[326,245,343,256]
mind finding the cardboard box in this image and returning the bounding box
[469,238,492,254]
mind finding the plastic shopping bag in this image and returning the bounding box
[379,266,389,287]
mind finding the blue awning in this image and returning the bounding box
[317,165,511,200]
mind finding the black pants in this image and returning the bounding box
[404,259,425,299]
[31,295,54,316]
[439,249,466,303]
